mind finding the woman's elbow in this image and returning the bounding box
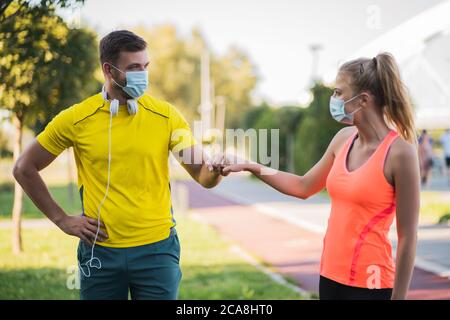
[397,229,418,247]
[290,189,310,200]
[291,177,312,200]
[297,193,311,200]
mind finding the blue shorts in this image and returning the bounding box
[77,228,182,300]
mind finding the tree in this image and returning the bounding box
[275,106,305,172]
[242,103,305,172]
[133,25,201,122]
[133,25,258,127]
[0,128,12,158]
[0,0,84,23]
[30,27,101,133]
[294,82,344,175]
[241,102,271,129]
[211,46,258,128]
[0,1,99,253]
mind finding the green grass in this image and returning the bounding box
[0,182,82,220]
[178,217,303,299]
[438,213,450,224]
[0,216,303,300]
[0,226,80,299]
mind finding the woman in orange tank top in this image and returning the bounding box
[223,52,420,300]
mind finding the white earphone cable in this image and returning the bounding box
[79,104,113,277]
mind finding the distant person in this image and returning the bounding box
[221,53,420,300]
[13,30,225,300]
[440,129,450,185]
[418,130,434,186]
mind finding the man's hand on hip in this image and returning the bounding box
[57,215,108,246]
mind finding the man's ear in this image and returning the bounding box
[102,63,112,78]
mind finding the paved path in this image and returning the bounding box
[0,219,54,228]
[174,175,450,300]
[3,175,448,299]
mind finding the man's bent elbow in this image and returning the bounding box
[200,176,222,189]
[12,158,33,182]
[13,163,26,185]
[12,160,22,181]
[201,180,219,189]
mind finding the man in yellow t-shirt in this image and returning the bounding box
[13,30,226,300]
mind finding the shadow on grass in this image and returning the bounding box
[0,267,79,300]
[0,264,302,300]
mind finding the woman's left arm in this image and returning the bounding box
[391,141,421,300]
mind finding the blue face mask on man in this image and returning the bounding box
[109,64,149,99]
[329,94,362,125]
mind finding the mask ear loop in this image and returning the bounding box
[107,63,126,89]
[344,94,362,115]
[80,88,114,278]
[338,94,362,125]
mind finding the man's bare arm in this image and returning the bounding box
[13,140,107,245]
[172,144,226,189]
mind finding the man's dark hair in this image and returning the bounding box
[99,30,147,65]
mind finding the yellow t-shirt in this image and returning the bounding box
[37,93,196,248]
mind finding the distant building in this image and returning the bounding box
[333,0,450,130]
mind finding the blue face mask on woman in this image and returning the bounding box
[329,94,362,125]
[109,64,149,99]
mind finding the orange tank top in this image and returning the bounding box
[322,129,399,289]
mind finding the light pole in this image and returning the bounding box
[309,43,323,83]
[199,48,213,139]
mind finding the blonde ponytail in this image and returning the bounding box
[339,52,417,145]
[375,53,416,145]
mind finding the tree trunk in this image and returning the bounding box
[12,114,23,254]
[287,133,295,173]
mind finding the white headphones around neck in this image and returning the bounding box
[101,86,138,116]
[79,86,139,278]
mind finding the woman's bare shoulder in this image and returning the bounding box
[329,126,357,154]
[386,136,418,176]
[390,136,417,160]
[336,126,357,139]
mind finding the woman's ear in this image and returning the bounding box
[359,92,371,107]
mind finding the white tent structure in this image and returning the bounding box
[332,0,450,130]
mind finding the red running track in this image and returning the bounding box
[178,180,450,300]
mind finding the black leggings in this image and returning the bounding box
[319,276,392,300]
